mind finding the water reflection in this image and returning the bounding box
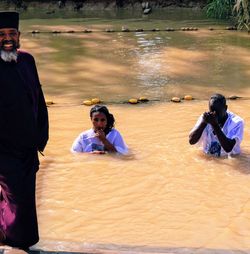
[19,15,250,102]
[135,33,169,95]
[29,34,250,102]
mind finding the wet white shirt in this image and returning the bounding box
[192,111,244,156]
[71,128,128,155]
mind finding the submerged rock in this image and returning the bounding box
[228,95,241,100]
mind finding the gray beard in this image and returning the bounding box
[0,50,18,62]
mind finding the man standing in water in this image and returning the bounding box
[0,12,48,248]
[189,94,244,157]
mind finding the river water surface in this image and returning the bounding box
[17,9,250,253]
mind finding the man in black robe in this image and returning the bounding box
[0,11,49,249]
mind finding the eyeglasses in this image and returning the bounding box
[93,118,106,122]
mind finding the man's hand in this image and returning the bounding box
[203,111,236,153]
[203,111,218,127]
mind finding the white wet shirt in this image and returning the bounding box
[192,111,244,156]
[71,128,128,155]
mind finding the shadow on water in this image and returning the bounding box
[26,29,250,101]
[227,153,250,175]
[197,152,250,175]
[17,7,250,102]
[25,29,250,102]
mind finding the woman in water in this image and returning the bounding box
[71,105,128,155]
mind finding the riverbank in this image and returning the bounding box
[0,0,207,11]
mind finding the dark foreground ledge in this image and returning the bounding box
[0,247,249,254]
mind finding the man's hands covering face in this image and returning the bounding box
[202,111,218,127]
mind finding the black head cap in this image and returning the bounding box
[0,11,19,30]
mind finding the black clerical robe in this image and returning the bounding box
[0,50,48,248]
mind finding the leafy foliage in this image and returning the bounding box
[205,0,250,31]
[205,0,234,19]
[233,0,250,30]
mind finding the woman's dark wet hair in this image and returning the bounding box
[90,105,115,134]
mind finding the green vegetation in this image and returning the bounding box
[205,0,250,31]
[206,0,234,19]
[233,0,250,30]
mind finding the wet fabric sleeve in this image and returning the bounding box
[190,115,207,146]
[71,134,85,152]
[191,114,203,130]
[112,130,128,155]
[228,120,244,147]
